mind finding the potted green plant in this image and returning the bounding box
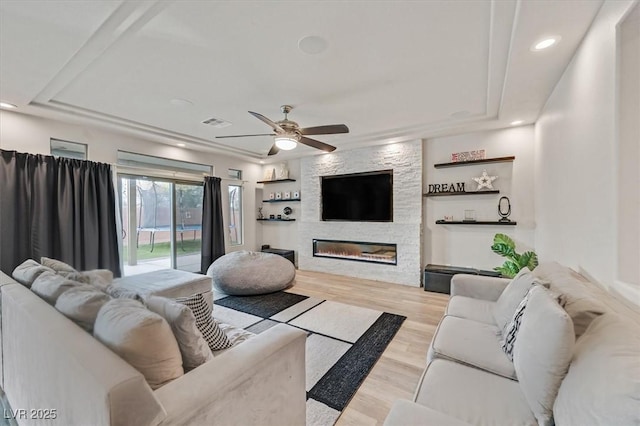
[491,233,538,278]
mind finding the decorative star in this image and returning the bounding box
[472,169,498,190]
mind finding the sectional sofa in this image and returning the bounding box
[0,269,306,426]
[384,262,640,425]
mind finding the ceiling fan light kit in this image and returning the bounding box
[216,105,348,156]
[274,135,298,150]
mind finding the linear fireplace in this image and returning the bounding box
[312,239,397,265]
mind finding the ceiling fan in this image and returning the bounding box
[216,105,349,155]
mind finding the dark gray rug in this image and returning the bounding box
[216,291,308,318]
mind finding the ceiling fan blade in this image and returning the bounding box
[299,124,349,135]
[267,144,280,156]
[299,136,336,152]
[216,133,275,139]
[248,111,285,132]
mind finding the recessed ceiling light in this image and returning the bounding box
[531,37,560,51]
[259,160,265,164]
[0,102,17,109]
[298,35,328,55]
[177,143,186,147]
[510,120,524,126]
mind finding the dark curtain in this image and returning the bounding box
[0,150,121,277]
[201,176,225,273]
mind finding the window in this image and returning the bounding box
[50,138,87,160]
[228,168,242,180]
[228,185,243,245]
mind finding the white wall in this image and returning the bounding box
[617,2,640,289]
[0,110,262,253]
[298,141,423,286]
[424,126,536,271]
[535,0,639,300]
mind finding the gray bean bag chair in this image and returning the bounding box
[207,251,295,296]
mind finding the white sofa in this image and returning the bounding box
[0,271,307,426]
[384,262,640,425]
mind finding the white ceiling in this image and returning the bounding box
[0,0,603,162]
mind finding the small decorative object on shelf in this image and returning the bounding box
[293,190,300,199]
[269,192,275,200]
[278,163,289,179]
[269,214,275,219]
[277,214,282,219]
[498,196,512,222]
[284,191,291,199]
[257,207,264,219]
[472,169,497,190]
[452,149,485,162]
[275,192,282,200]
[463,210,476,222]
[443,215,454,222]
[283,206,292,217]
[434,156,515,169]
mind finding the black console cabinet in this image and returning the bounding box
[261,248,295,266]
[424,264,502,294]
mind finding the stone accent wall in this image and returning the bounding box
[299,140,422,286]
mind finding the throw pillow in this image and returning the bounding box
[40,257,113,289]
[93,298,184,389]
[501,285,535,361]
[513,285,575,426]
[55,286,112,332]
[492,268,549,333]
[175,293,232,352]
[105,285,144,302]
[41,257,77,274]
[553,313,640,425]
[12,259,55,288]
[30,271,87,305]
[144,296,213,370]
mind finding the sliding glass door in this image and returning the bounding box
[119,176,203,275]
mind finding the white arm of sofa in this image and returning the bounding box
[155,323,306,426]
[384,400,473,426]
[450,274,510,301]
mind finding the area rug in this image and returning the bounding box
[214,291,406,426]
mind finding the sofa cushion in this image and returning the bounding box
[513,286,574,426]
[55,286,112,332]
[493,268,541,332]
[94,298,184,389]
[144,296,213,370]
[446,295,496,325]
[30,271,87,305]
[553,313,640,425]
[429,315,516,380]
[384,400,474,426]
[532,262,607,338]
[11,259,55,288]
[175,293,232,352]
[415,359,536,426]
[111,269,212,299]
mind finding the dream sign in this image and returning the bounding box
[427,182,466,194]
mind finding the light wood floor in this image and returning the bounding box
[287,270,449,426]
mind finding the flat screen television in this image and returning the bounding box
[321,170,393,222]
